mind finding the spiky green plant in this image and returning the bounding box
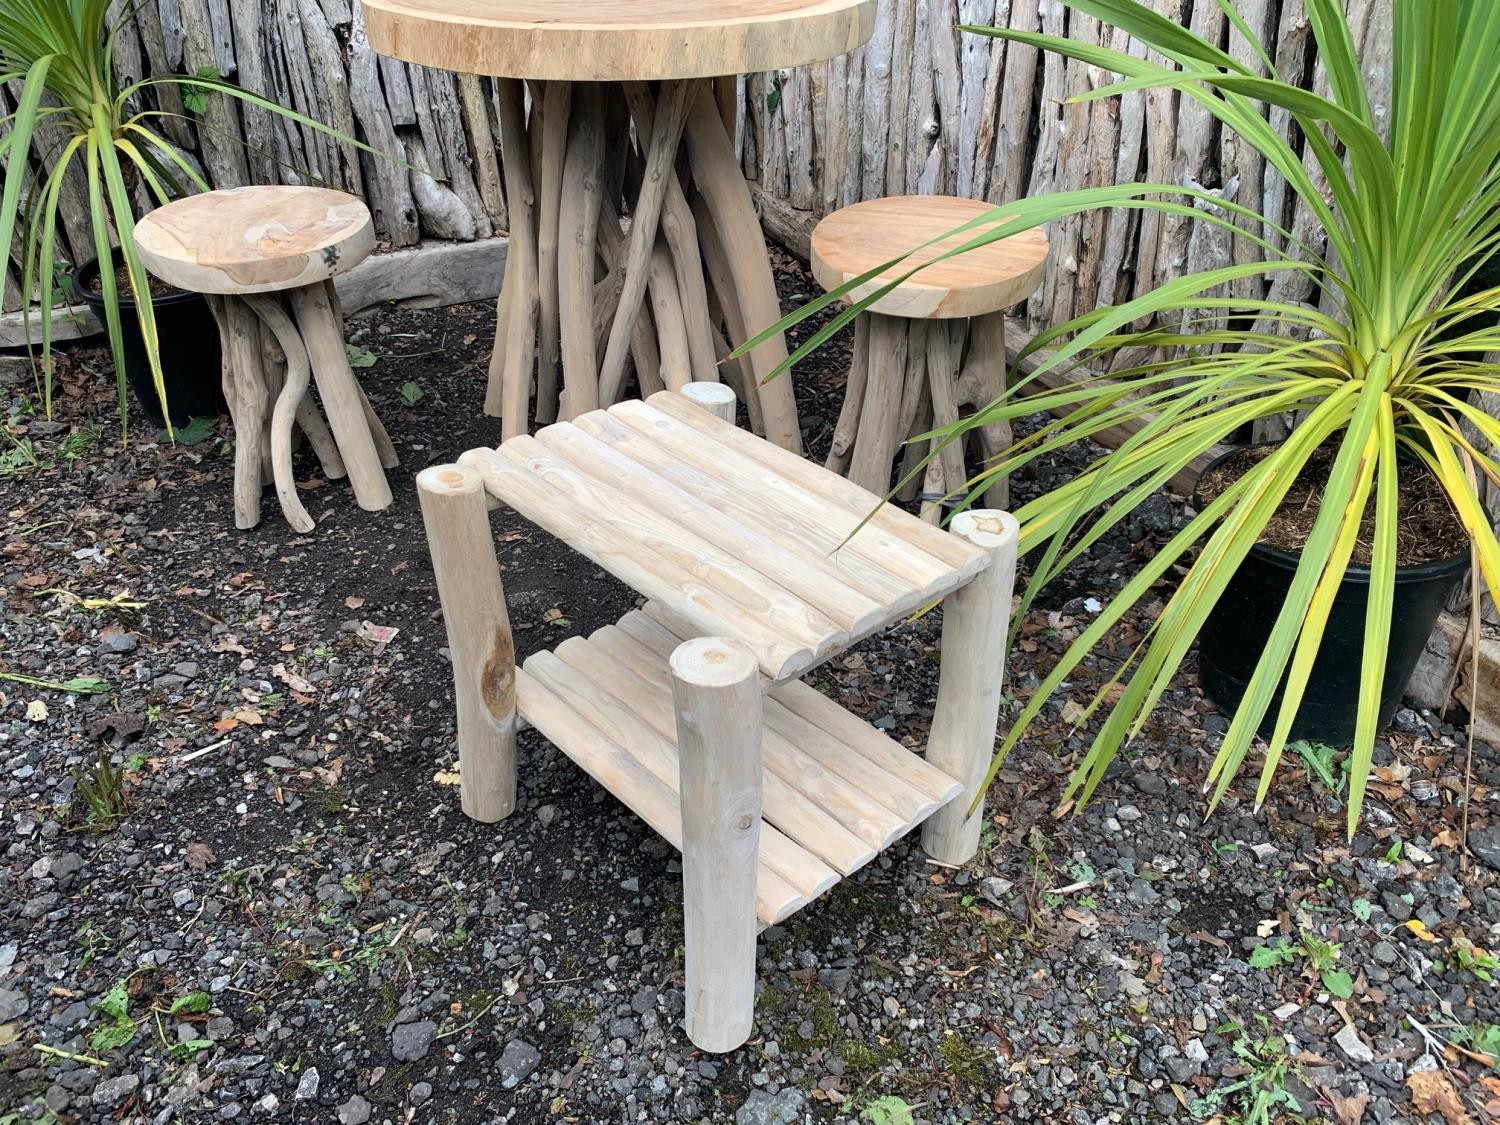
[0,0,374,436]
[756,0,1500,834]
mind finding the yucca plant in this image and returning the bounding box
[0,0,372,436]
[760,0,1500,833]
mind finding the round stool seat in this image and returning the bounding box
[810,195,1048,319]
[135,186,374,295]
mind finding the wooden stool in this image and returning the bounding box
[810,195,1049,515]
[134,186,398,532]
[418,385,1019,1053]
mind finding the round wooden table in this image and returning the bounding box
[361,0,876,453]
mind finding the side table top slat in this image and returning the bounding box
[466,390,996,688]
[461,443,826,680]
[534,422,888,636]
[572,410,918,609]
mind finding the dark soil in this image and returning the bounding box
[1199,443,1470,567]
[2,247,1499,1124]
[79,261,181,300]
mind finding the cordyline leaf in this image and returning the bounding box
[761,0,1500,836]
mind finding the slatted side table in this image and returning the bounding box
[135,186,399,531]
[418,387,1019,1053]
[811,194,1050,514]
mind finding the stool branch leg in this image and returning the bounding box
[243,293,317,533]
[921,511,1019,865]
[672,637,762,1053]
[418,464,517,822]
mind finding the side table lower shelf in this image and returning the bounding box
[516,607,963,928]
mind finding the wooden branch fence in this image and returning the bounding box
[5,0,1382,325]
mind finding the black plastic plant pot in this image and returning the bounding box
[72,252,225,427]
[1195,449,1469,745]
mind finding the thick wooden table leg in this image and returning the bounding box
[682,85,801,453]
[220,296,268,529]
[597,79,695,406]
[958,312,1013,511]
[534,81,571,424]
[491,77,539,434]
[558,83,604,419]
[671,636,761,1054]
[921,511,1019,865]
[847,313,908,493]
[418,463,517,822]
[243,293,317,533]
[288,280,392,511]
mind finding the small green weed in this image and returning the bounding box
[860,1095,915,1125]
[1289,740,1344,794]
[1192,1028,1301,1125]
[59,425,100,461]
[1248,931,1352,998]
[157,415,217,446]
[70,749,127,831]
[346,343,378,368]
[88,981,137,1051]
[400,380,424,405]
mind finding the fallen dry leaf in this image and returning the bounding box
[271,662,314,694]
[1407,1069,1473,1125]
[211,717,239,733]
[1326,1090,1370,1125]
[184,841,217,871]
[1405,918,1441,943]
[232,709,264,726]
[433,769,460,786]
[345,595,365,609]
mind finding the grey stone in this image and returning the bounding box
[294,1067,319,1100]
[0,989,27,1021]
[1468,826,1500,872]
[409,1082,433,1106]
[1164,1055,1200,1082]
[91,1075,140,1108]
[1381,891,1412,922]
[98,633,138,655]
[391,1019,438,1062]
[1336,1024,1375,1064]
[1126,880,1161,906]
[337,1095,371,1125]
[536,804,559,827]
[499,1039,541,1088]
[735,1089,805,1125]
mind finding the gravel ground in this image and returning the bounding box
[4,254,1500,1124]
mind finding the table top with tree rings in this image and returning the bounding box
[360,0,875,80]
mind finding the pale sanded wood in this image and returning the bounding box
[620,611,954,832]
[616,397,976,593]
[514,664,806,926]
[644,390,991,578]
[846,312,906,493]
[921,510,1019,865]
[219,295,269,529]
[572,409,916,610]
[622,83,718,383]
[958,311,1012,511]
[576,626,875,876]
[810,195,1049,319]
[645,240,693,394]
[533,81,570,425]
[533,424,885,635]
[494,78,540,436]
[671,635,761,1053]
[135,186,374,295]
[925,318,968,516]
[525,645,838,903]
[491,435,843,655]
[683,92,803,453]
[288,281,393,511]
[825,312,868,474]
[603,621,907,854]
[557,83,605,419]
[417,464,517,822]
[695,197,765,437]
[679,381,737,424]
[459,445,821,679]
[362,0,875,82]
[242,294,316,533]
[597,80,694,405]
